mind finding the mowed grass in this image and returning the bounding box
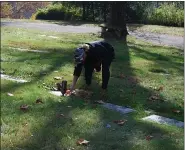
[128,24,184,36]
[1,23,184,150]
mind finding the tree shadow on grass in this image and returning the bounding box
[45,20,101,27]
[127,23,145,32]
[127,43,184,75]
[1,47,74,93]
[108,41,183,119]
[1,36,184,150]
[9,94,183,150]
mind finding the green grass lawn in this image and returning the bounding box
[1,23,184,150]
[128,24,184,36]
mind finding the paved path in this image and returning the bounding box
[129,31,184,50]
[1,21,101,33]
[1,20,183,49]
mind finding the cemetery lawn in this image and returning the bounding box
[1,24,184,150]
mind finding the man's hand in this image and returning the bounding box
[65,89,76,96]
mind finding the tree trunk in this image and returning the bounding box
[110,2,128,41]
[103,2,107,22]
[86,2,90,21]
[82,2,86,20]
[92,2,95,21]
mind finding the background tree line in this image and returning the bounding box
[1,1,184,27]
[1,1,184,41]
[50,1,183,25]
[1,2,51,19]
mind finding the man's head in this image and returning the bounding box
[74,44,89,64]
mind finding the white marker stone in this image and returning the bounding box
[102,103,135,114]
[49,91,62,97]
[7,93,14,96]
[49,91,135,114]
[9,47,49,53]
[48,36,58,39]
[142,115,184,128]
[1,74,28,83]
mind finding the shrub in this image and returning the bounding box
[147,3,184,27]
[35,9,47,20]
[34,4,82,21]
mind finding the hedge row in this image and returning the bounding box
[33,4,82,21]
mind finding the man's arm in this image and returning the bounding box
[70,63,83,91]
[70,75,79,91]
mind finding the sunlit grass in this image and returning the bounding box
[1,24,184,150]
[128,24,184,36]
